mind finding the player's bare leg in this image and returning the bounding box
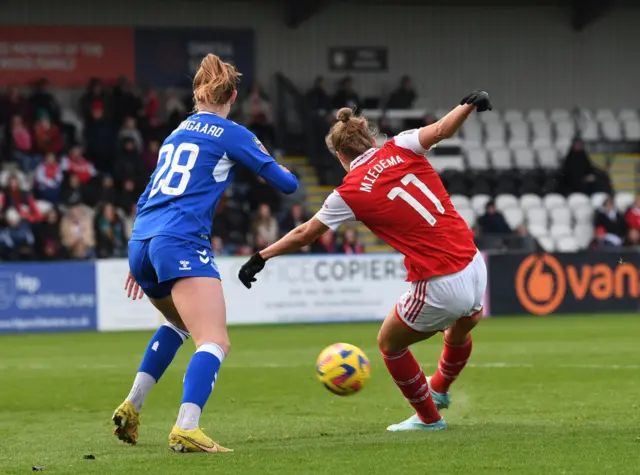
[428,311,482,409]
[113,296,190,445]
[378,308,446,431]
[168,277,232,453]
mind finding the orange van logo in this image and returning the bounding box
[516,254,639,315]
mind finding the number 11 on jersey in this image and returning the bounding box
[387,173,445,226]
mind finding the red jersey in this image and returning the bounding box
[315,129,477,282]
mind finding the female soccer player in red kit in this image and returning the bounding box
[239,90,492,431]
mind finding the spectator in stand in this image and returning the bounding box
[61,145,96,185]
[124,203,136,240]
[280,203,307,234]
[0,84,29,126]
[94,202,126,258]
[112,76,141,125]
[593,196,627,247]
[306,76,332,116]
[8,115,36,171]
[0,208,35,260]
[247,175,281,212]
[114,137,146,187]
[560,138,611,195]
[241,83,276,150]
[507,224,539,253]
[29,78,60,124]
[59,174,86,209]
[0,174,43,224]
[624,196,640,231]
[280,169,307,212]
[37,208,66,260]
[477,200,512,235]
[378,116,396,138]
[34,152,63,204]
[386,76,417,109]
[33,113,64,156]
[212,236,231,256]
[96,175,118,205]
[625,228,640,249]
[118,117,144,152]
[252,203,279,248]
[84,101,115,172]
[60,205,94,258]
[338,228,364,254]
[116,177,138,212]
[333,76,360,110]
[142,139,160,173]
[80,78,109,121]
[165,89,188,130]
[311,230,335,254]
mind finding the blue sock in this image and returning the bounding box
[139,322,189,380]
[126,323,188,411]
[176,342,225,430]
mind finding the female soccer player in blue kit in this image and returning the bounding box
[112,54,298,453]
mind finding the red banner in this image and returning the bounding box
[0,26,134,87]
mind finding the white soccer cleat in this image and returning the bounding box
[386,414,447,432]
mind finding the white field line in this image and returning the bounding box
[0,361,638,371]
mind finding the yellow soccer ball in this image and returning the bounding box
[316,343,371,396]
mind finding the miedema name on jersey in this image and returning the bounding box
[359,155,405,192]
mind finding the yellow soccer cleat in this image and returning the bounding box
[112,401,140,445]
[168,426,233,453]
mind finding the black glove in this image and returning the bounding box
[460,90,492,112]
[238,252,266,289]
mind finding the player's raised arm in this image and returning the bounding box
[418,90,492,151]
[229,127,299,194]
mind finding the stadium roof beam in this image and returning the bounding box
[284,0,329,29]
[571,0,616,31]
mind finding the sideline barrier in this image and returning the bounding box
[489,251,640,316]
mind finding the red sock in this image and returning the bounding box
[381,348,441,424]
[430,336,472,394]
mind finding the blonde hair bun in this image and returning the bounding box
[336,107,354,123]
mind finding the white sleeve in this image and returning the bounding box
[393,128,429,154]
[314,191,355,231]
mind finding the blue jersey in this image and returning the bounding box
[131,111,295,245]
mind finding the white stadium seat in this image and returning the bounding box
[623,120,640,140]
[527,109,548,123]
[614,192,635,212]
[550,207,572,226]
[471,194,492,214]
[556,236,579,252]
[555,137,572,155]
[485,122,507,149]
[532,121,552,142]
[591,192,609,209]
[573,224,594,248]
[550,224,572,239]
[513,148,537,170]
[526,208,548,227]
[457,207,476,228]
[554,120,576,140]
[595,109,616,121]
[528,224,549,238]
[504,109,524,122]
[567,193,590,209]
[508,121,530,148]
[490,149,512,170]
[538,236,556,252]
[573,205,594,224]
[550,108,571,121]
[543,193,567,209]
[619,109,639,121]
[495,193,519,211]
[537,147,560,169]
[532,136,553,148]
[580,120,600,140]
[462,121,483,146]
[601,119,622,140]
[520,194,543,210]
[450,194,471,211]
[478,110,502,123]
[503,207,524,229]
[467,148,490,171]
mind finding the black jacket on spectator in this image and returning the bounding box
[112,80,142,125]
[478,211,512,235]
[114,142,146,188]
[594,208,627,239]
[84,116,116,172]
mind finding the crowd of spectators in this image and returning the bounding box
[0,78,363,261]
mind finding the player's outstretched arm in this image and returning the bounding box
[419,90,492,150]
[238,218,328,289]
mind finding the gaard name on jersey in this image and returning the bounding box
[315,129,477,282]
[132,112,274,245]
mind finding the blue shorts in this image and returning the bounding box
[128,235,220,300]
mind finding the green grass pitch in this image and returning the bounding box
[1,315,639,474]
